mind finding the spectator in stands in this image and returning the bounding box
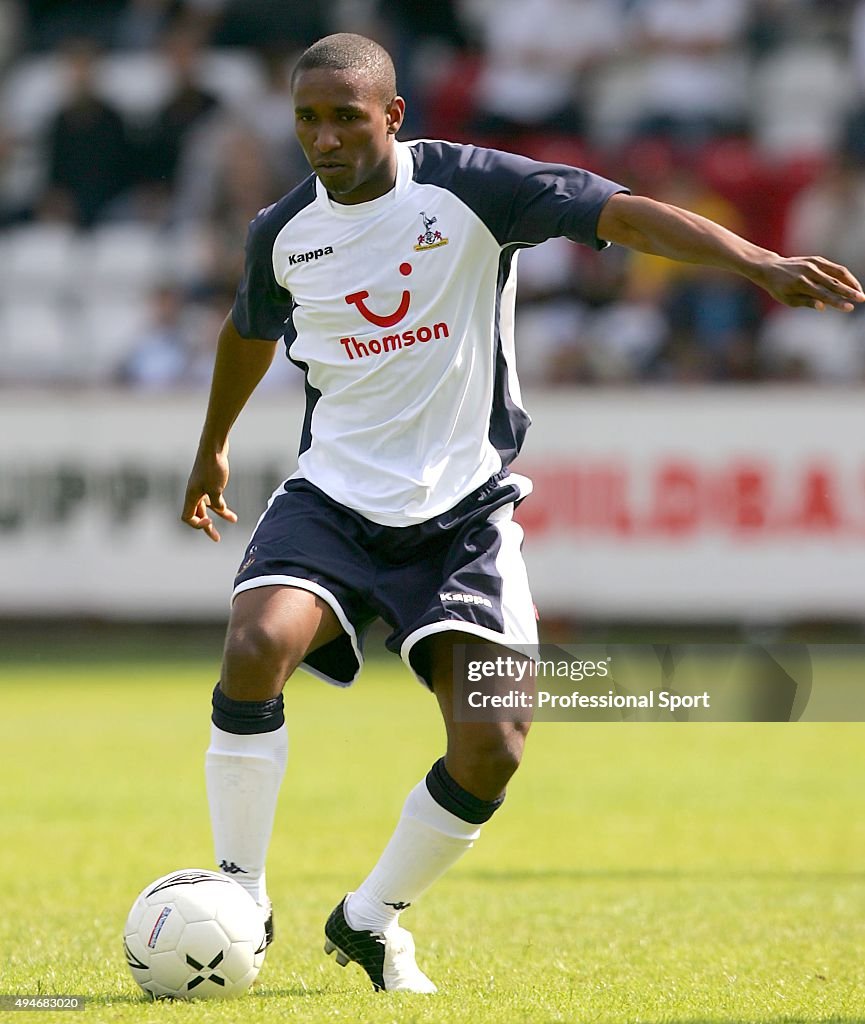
[0,0,21,68]
[0,128,30,225]
[371,0,469,135]
[784,150,865,286]
[470,0,619,140]
[5,0,865,389]
[613,163,761,381]
[744,0,809,57]
[585,275,671,382]
[663,271,762,381]
[172,119,285,290]
[183,289,301,391]
[842,0,865,162]
[137,26,220,196]
[757,304,865,383]
[114,0,181,50]
[629,0,749,144]
[43,38,133,226]
[241,49,309,190]
[20,0,125,50]
[116,283,195,387]
[512,236,594,386]
[624,166,744,302]
[377,0,464,48]
[209,0,329,50]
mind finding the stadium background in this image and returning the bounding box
[3,6,865,1020]
[1,0,865,645]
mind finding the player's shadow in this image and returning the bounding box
[94,984,330,1005]
[251,985,330,998]
[456,867,865,883]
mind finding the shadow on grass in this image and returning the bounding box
[91,985,330,1005]
[453,867,865,884]
[251,986,330,998]
[86,998,865,1022]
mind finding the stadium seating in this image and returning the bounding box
[0,299,71,383]
[4,222,79,298]
[750,43,853,156]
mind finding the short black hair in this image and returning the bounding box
[291,33,397,104]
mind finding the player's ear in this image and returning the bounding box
[385,95,405,136]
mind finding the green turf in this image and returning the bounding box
[1,655,864,1023]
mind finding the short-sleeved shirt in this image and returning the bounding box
[232,139,626,526]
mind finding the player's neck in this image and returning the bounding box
[329,151,398,206]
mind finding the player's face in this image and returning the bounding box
[293,68,405,205]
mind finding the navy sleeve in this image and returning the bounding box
[412,141,628,250]
[230,204,295,340]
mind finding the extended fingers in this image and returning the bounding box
[801,260,865,310]
[811,256,865,295]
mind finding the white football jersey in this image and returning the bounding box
[232,139,625,526]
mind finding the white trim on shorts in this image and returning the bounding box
[232,574,363,687]
[399,503,539,686]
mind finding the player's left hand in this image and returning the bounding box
[757,256,865,312]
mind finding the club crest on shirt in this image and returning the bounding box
[414,211,449,251]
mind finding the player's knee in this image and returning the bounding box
[458,725,527,791]
[221,621,301,696]
[485,733,524,785]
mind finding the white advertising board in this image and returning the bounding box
[1,389,863,620]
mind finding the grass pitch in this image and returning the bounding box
[1,649,864,1023]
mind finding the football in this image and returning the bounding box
[123,869,266,999]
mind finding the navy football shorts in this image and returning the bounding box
[232,469,539,688]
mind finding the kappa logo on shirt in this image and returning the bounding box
[288,246,334,266]
[414,211,448,252]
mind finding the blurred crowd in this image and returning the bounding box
[2,0,865,389]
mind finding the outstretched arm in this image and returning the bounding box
[181,314,277,542]
[597,192,865,312]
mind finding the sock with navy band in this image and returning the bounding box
[205,685,288,909]
[425,755,505,823]
[345,758,504,934]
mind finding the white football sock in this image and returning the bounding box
[345,779,482,934]
[205,723,288,909]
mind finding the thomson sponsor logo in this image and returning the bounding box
[440,592,493,608]
[289,246,334,266]
[339,321,449,361]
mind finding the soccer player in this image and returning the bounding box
[181,33,864,993]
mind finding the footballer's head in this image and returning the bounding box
[292,34,405,206]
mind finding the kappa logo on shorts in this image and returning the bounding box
[440,591,493,608]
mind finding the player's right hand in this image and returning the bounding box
[181,449,238,543]
[757,255,865,312]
